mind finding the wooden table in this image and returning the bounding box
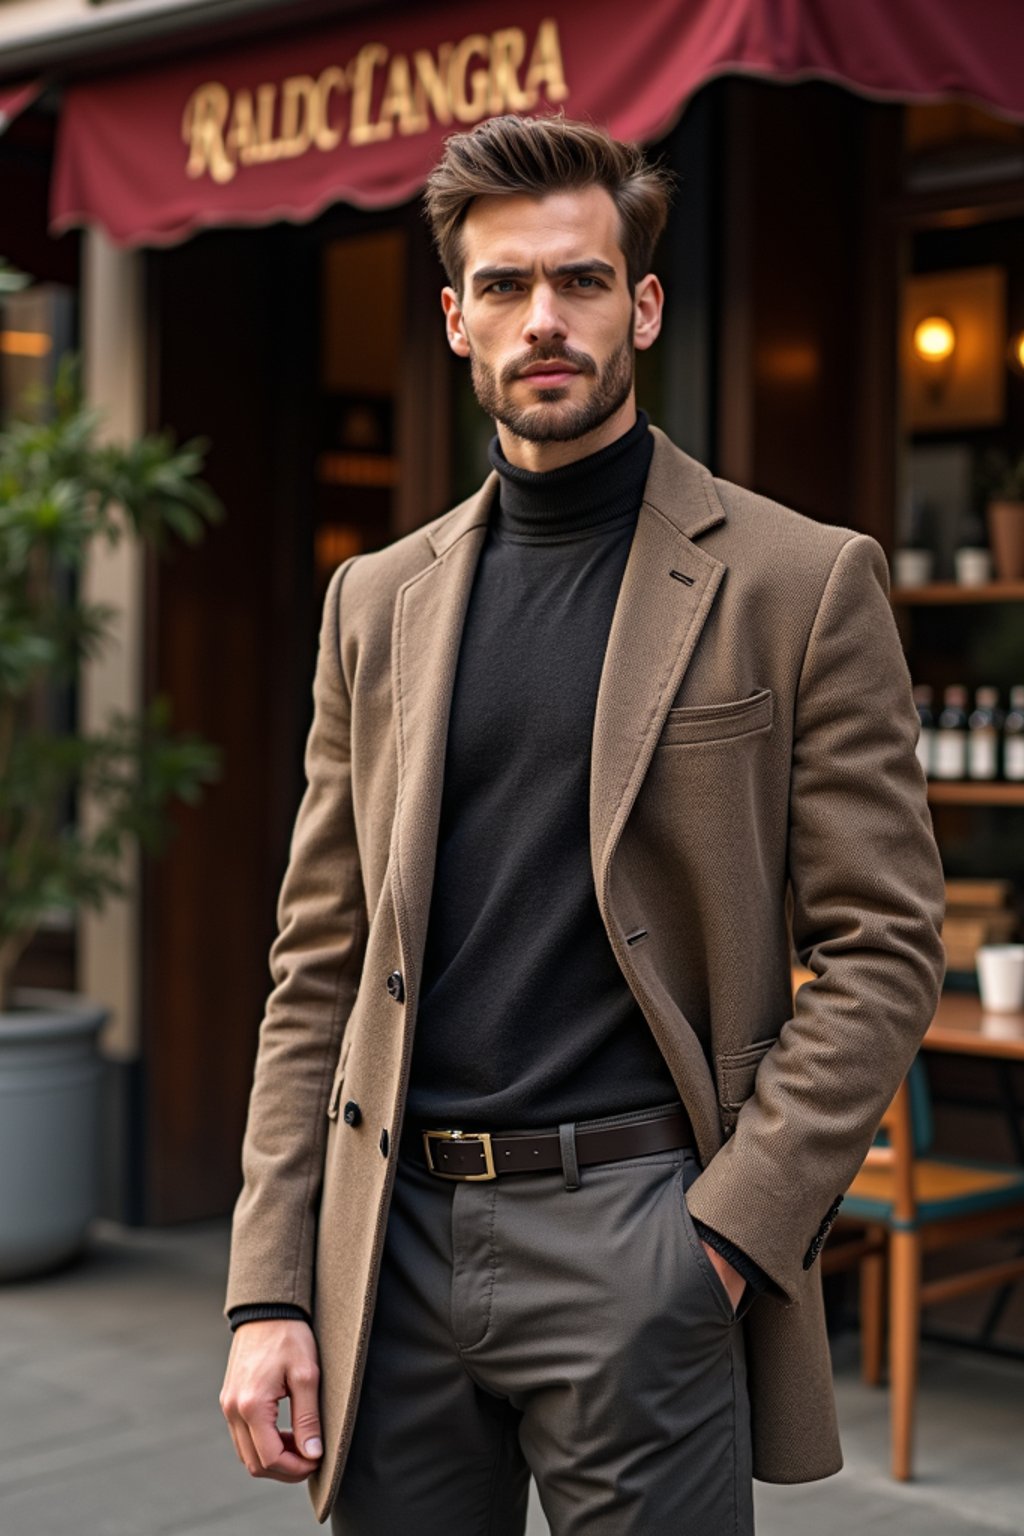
[791,968,1024,1059]
[793,968,1024,1355]
[922,991,1024,1060]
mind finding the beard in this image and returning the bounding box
[468,328,635,444]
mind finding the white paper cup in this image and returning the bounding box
[954,547,993,587]
[976,944,1024,1013]
[893,548,934,587]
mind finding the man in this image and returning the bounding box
[220,115,946,1533]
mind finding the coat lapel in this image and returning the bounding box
[589,427,727,896]
[389,476,497,1006]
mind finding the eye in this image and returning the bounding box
[486,280,520,294]
[570,276,605,290]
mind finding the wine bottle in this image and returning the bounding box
[912,684,934,776]
[1004,686,1024,783]
[933,684,969,780]
[967,686,1002,781]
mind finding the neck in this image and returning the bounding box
[494,393,638,473]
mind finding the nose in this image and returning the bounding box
[522,283,566,346]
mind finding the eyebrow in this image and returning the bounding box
[470,259,619,287]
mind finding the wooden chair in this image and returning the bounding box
[822,1058,1024,1479]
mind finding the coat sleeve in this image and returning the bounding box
[224,556,368,1317]
[685,532,947,1303]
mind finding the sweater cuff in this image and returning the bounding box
[691,1219,774,1296]
[227,1302,312,1333]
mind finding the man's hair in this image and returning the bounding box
[424,114,674,295]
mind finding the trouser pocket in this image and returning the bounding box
[675,1150,750,1324]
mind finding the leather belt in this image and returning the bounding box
[404,1105,695,1182]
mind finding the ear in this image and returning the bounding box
[441,287,471,359]
[633,273,664,353]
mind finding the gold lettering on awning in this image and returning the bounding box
[181,18,570,182]
[349,42,390,146]
[488,29,532,114]
[182,82,234,184]
[449,34,491,123]
[524,19,569,104]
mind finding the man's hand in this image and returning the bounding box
[220,1319,324,1483]
[701,1243,747,1315]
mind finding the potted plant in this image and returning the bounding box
[0,354,222,1279]
[952,506,992,587]
[977,447,1024,581]
[892,488,935,587]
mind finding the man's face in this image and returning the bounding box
[441,185,662,445]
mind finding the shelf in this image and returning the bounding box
[927,781,1024,806]
[881,182,1024,232]
[891,580,1024,605]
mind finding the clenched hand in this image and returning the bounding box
[220,1319,324,1483]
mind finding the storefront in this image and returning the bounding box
[2,2,1023,1334]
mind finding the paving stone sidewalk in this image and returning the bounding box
[0,1220,1020,1535]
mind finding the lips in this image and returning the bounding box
[518,363,580,383]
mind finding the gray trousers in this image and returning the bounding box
[331,1103,754,1536]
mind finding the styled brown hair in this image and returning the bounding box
[424,113,673,295]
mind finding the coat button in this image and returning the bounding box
[379,1128,390,1157]
[343,1100,362,1127]
[386,970,405,1002]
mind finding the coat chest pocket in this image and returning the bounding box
[715,1037,775,1133]
[326,1034,354,1121]
[659,686,773,746]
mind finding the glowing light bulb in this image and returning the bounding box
[913,316,956,363]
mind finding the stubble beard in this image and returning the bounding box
[468,329,635,444]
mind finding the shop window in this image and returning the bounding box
[316,229,406,573]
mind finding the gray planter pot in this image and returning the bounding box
[0,987,107,1281]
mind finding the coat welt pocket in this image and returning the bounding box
[716,1037,776,1112]
[659,687,773,746]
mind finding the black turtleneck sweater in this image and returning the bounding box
[405,411,681,1128]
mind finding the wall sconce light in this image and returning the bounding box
[912,314,956,400]
[1007,329,1024,379]
[913,315,956,362]
[903,267,1005,432]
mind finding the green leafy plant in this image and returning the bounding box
[0,354,224,1008]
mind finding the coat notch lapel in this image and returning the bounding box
[590,430,727,897]
[390,482,495,1004]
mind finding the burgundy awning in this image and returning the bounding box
[0,79,43,134]
[50,0,1024,249]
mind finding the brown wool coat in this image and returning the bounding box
[225,427,946,1523]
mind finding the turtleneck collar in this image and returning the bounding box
[487,410,653,544]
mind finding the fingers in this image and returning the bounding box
[700,1242,746,1314]
[225,1390,317,1483]
[244,1388,291,1474]
[287,1357,324,1463]
[227,1414,262,1479]
[219,1319,323,1485]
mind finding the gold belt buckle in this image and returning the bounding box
[422,1128,496,1181]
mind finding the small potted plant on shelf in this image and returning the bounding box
[977,447,1024,581]
[892,488,935,587]
[0,355,223,1280]
[952,506,992,587]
